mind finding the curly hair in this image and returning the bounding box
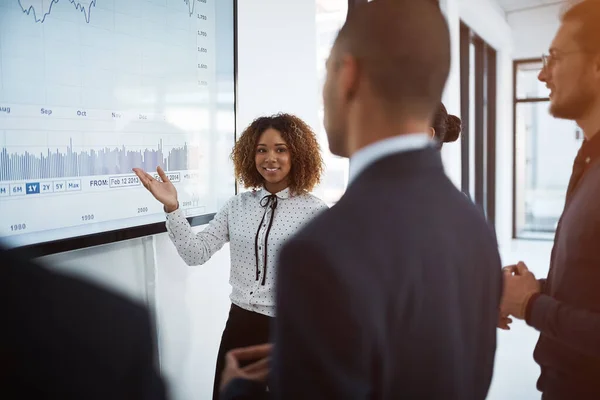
[231,113,324,194]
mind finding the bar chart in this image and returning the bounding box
[0,138,200,181]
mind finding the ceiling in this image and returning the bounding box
[494,0,569,13]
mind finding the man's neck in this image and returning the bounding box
[578,103,600,140]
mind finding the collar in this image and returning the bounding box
[580,130,600,165]
[348,133,433,184]
[257,186,292,200]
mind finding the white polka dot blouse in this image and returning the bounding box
[165,187,328,317]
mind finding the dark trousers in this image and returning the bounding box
[212,303,273,400]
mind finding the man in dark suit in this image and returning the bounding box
[221,1,503,399]
[0,245,167,400]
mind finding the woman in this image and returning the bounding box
[133,113,327,399]
[430,102,462,148]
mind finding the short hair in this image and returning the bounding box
[561,0,600,52]
[231,113,324,194]
[333,0,450,118]
[432,103,461,148]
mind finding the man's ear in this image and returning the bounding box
[338,54,360,103]
[594,53,600,75]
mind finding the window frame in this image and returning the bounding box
[512,58,552,240]
[460,22,497,227]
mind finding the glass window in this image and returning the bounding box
[469,41,476,197]
[315,0,349,205]
[515,61,550,99]
[513,61,582,239]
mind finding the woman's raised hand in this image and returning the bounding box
[132,166,179,212]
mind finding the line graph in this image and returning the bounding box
[18,0,209,23]
[183,0,208,17]
[18,0,98,24]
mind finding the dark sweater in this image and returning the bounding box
[525,131,600,398]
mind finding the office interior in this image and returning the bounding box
[21,0,571,399]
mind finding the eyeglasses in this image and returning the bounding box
[541,53,552,70]
[542,50,591,70]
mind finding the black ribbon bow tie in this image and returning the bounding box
[254,194,278,285]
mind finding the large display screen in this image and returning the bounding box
[0,0,236,249]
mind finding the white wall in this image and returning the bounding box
[38,1,318,399]
[236,1,318,129]
[439,0,462,189]
[508,4,561,60]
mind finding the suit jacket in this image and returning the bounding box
[220,378,269,400]
[270,147,502,399]
[0,246,167,400]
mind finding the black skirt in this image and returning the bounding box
[212,303,273,400]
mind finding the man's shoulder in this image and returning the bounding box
[292,199,341,233]
[1,250,150,344]
[283,196,358,255]
[0,248,160,397]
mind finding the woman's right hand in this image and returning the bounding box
[133,166,179,212]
